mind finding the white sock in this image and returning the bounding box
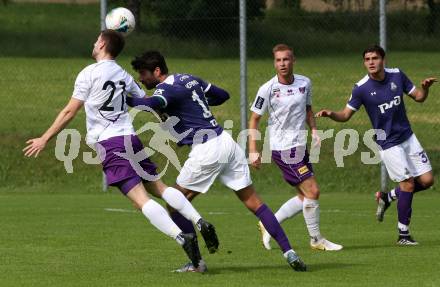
[303,198,322,240]
[162,187,202,224]
[275,196,303,224]
[141,199,183,244]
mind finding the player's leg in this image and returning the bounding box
[234,185,306,271]
[297,176,343,251]
[396,178,418,245]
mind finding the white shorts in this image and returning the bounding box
[379,134,432,182]
[176,131,252,193]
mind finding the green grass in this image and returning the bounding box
[1,190,439,286]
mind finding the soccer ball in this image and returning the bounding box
[105,7,136,35]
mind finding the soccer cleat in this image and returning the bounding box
[257,221,272,250]
[397,235,419,246]
[310,237,343,251]
[181,233,202,268]
[286,250,307,272]
[173,260,208,273]
[376,191,391,222]
[196,219,219,254]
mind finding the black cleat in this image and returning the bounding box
[197,219,219,254]
[180,233,202,268]
[286,251,307,272]
[375,191,391,222]
[397,235,419,246]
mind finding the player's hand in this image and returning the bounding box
[249,151,262,169]
[23,137,47,158]
[311,129,321,147]
[421,77,437,90]
[315,109,332,118]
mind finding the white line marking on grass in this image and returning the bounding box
[104,208,137,213]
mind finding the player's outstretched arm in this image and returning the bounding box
[408,77,437,103]
[248,112,262,169]
[315,107,355,122]
[23,98,83,157]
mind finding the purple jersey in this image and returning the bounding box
[153,74,223,146]
[347,68,416,150]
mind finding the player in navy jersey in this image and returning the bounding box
[127,50,307,272]
[316,45,436,245]
[249,44,342,251]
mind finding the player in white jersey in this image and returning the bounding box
[249,44,342,251]
[23,30,220,269]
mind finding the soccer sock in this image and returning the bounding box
[141,199,183,244]
[255,204,292,253]
[275,196,303,224]
[397,191,413,236]
[389,187,400,201]
[303,198,322,240]
[414,180,428,193]
[162,187,202,224]
[170,211,196,234]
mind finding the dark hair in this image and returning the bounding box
[362,45,385,59]
[131,50,168,74]
[100,29,125,58]
[272,43,294,57]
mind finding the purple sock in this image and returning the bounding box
[170,211,196,234]
[397,191,413,226]
[414,180,428,193]
[255,204,292,253]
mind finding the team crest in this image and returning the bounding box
[287,89,294,96]
[273,88,280,98]
[299,87,306,94]
[390,82,397,92]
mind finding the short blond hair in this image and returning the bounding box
[272,44,294,56]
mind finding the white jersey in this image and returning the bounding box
[72,59,145,145]
[251,74,312,151]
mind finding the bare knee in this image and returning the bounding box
[418,173,434,189]
[400,178,415,192]
[235,185,263,213]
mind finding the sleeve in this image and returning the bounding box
[126,96,164,110]
[346,85,363,111]
[205,84,230,106]
[126,75,146,98]
[152,85,177,108]
[250,84,270,115]
[400,70,416,95]
[72,69,90,101]
[192,75,211,93]
[306,80,312,106]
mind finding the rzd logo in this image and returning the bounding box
[378,96,401,114]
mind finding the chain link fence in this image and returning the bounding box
[1,0,439,191]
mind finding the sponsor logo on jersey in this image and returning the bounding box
[273,88,280,98]
[179,75,190,81]
[255,96,265,109]
[299,87,306,94]
[370,91,376,96]
[287,89,293,96]
[298,165,309,175]
[390,82,397,92]
[378,95,401,114]
[153,89,164,96]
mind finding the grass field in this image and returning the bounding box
[1,2,440,286]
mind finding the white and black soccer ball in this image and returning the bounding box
[105,7,136,35]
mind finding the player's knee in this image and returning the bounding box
[400,179,415,192]
[420,176,434,189]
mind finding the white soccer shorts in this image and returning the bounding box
[176,131,252,193]
[379,134,432,182]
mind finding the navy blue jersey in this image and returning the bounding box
[347,68,416,150]
[152,74,223,146]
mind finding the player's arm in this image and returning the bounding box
[407,77,437,103]
[306,105,320,146]
[248,112,262,169]
[125,96,165,110]
[23,98,84,157]
[315,106,355,122]
[204,84,230,106]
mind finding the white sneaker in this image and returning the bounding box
[257,221,272,250]
[173,260,208,273]
[310,238,343,251]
